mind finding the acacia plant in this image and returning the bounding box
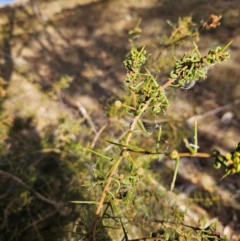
[73,15,239,241]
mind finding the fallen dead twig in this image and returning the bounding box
[0,170,66,210]
[90,122,108,148]
[20,209,58,234]
[76,101,97,134]
[187,99,240,124]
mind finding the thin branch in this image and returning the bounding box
[20,210,58,233]
[76,101,97,134]
[11,148,68,161]
[88,99,153,239]
[91,122,108,149]
[26,205,42,241]
[1,199,17,230]
[159,78,177,91]
[128,237,167,241]
[125,98,153,144]
[178,152,211,158]
[0,170,65,209]
[187,99,240,124]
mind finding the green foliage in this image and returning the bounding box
[169,41,232,89]
[72,15,237,241]
[123,47,169,114]
[0,114,91,241]
[212,142,240,178]
[0,9,238,241]
[149,218,227,241]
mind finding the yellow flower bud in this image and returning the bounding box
[170,150,179,159]
[115,100,122,108]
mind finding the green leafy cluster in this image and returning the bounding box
[93,155,143,202]
[213,142,240,177]
[148,202,226,241]
[169,41,232,89]
[123,47,149,83]
[150,219,226,241]
[123,47,169,114]
[114,165,143,202]
[165,16,199,45]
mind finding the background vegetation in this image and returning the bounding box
[0,0,240,240]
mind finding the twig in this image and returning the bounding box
[88,98,152,240]
[187,99,240,124]
[76,101,97,134]
[178,152,211,158]
[128,237,166,241]
[0,170,65,209]
[159,78,178,91]
[103,130,129,152]
[91,122,108,149]
[20,210,58,233]
[125,98,153,144]
[1,199,17,230]
[12,148,68,161]
[170,156,180,191]
[26,205,42,241]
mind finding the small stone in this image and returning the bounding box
[221,111,234,125]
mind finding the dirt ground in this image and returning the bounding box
[0,0,240,240]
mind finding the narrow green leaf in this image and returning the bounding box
[220,39,233,53]
[106,140,146,152]
[85,148,112,160]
